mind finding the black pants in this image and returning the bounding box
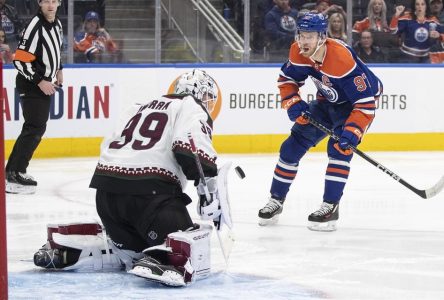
[95,190,194,253]
[6,75,51,173]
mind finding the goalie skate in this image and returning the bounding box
[307,202,339,232]
[129,256,187,287]
[258,197,283,226]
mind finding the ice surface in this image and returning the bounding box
[5,152,444,299]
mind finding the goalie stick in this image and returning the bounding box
[187,133,234,266]
[302,113,444,199]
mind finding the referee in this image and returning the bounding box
[6,0,63,194]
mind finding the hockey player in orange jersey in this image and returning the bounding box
[258,12,383,231]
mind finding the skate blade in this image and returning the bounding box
[307,221,337,232]
[258,215,280,226]
[5,182,36,195]
[129,266,185,287]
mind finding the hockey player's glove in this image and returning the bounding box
[196,177,221,221]
[283,97,309,122]
[336,126,362,155]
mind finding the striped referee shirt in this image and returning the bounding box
[13,11,63,84]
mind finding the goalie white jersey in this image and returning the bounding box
[90,94,218,195]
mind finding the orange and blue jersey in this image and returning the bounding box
[390,13,443,57]
[278,38,382,136]
[352,17,389,33]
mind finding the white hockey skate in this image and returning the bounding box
[307,202,339,232]
[258,197,283,226]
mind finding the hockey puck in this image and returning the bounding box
[235,166,246,179]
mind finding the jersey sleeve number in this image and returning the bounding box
[109,112,168,150]
[353,74,368,92]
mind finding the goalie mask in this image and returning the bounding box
[174,69,218,114]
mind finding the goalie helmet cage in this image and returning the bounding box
[0,60,7,299]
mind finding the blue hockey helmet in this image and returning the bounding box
[296,12,328,34]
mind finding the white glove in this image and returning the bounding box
[196,177,221,221]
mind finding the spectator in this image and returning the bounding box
[74,0,106,26]
[0,0,22,45]
[74,11,118,63]
[264,0,299,50]
[328,12,347,41]
[251,0,274,52]
[353,0,390,33]
[315,0,331,13]
[429,34,444,62]
[390,0,443,63]
[430,0,444,23]
[0,28,13,63]
[315,0,346,17]
[353,30,388,62]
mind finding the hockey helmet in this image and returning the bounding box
[296,12,328,34]
[174,69,218,113]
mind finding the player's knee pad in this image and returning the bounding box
[129,223,212,286]
[34,222,140,271]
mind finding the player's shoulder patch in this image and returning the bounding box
[320,39,356,78]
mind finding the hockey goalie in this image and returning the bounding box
[33,69,233,286]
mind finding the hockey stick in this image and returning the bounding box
[187,133,233,266]
[302,113,444,199]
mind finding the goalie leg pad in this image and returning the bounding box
[34,222,127,271]
[129,223,212,286]
[167,223,212,282]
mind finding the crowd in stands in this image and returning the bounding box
[0,0,443,64]
[1,0,117,64]
[250,0,444,63]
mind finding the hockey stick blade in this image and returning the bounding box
[423,176,444,199]
[302,113,444,199]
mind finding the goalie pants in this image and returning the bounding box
[95,190,194,253]
[6,75,51,173]
[270,100,356,203]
